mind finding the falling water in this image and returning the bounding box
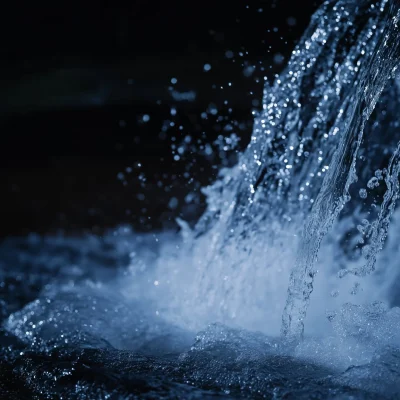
[183,0,400,342]
[2,0,400,398]
[282,0,400,343]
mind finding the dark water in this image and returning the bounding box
[0,232,399,399]
[2,0,400,398]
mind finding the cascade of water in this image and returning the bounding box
[281,0,400,343]
[6,2,400,398]
[196,1,392,236]
[183,0,400,338]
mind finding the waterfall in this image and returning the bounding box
[184,0,400,341]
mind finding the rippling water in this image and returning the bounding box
[2,0,400,398]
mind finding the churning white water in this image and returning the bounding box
[2,0,400,398]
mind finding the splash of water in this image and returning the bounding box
[177,0,400,343]
[4,3,400,397]
[5,0,399,353]
[282,0,400,343]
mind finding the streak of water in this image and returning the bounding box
[282,0,400,342]
[179,0,400,343]
[4,1,400,398]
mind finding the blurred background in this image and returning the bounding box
[0,0,321,237]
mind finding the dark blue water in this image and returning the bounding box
[2,0,400,398]
[0,233,399,399]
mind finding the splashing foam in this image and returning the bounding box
[121,0,400,361]
[5,1,400,381]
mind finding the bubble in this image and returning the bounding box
[367,177,379,189]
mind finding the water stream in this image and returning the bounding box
[1,0,400,398]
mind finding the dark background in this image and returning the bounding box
[0,0,321,237]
